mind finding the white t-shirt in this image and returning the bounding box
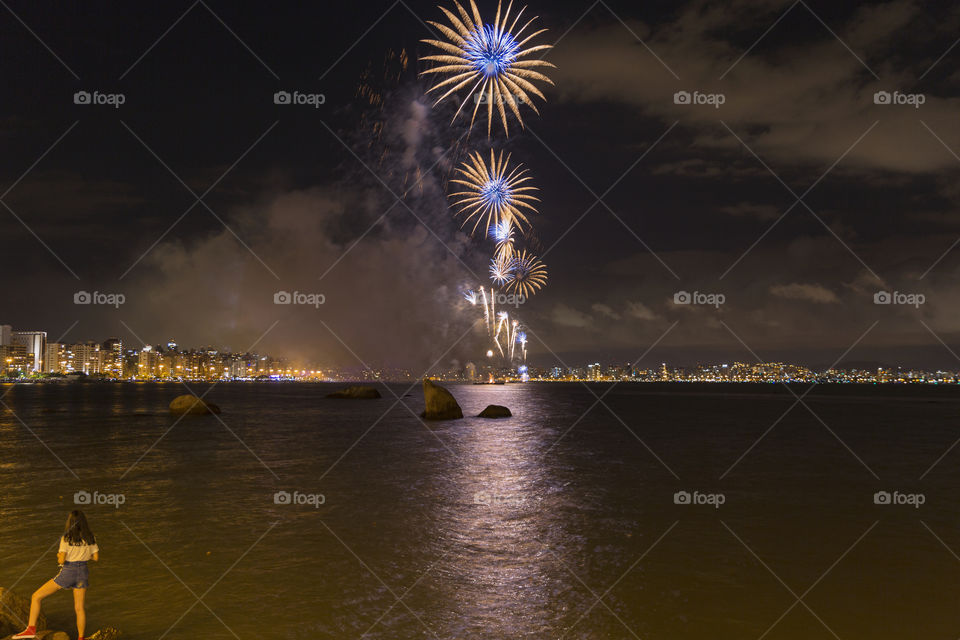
[59,536,99,562]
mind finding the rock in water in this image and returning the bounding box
[478,404,512,418]
[326,385,382,399]
[0,587,45,636]
[169,394,221,416]
[88,628,122,640]
[37,631,70,640]
[420,379,463,420]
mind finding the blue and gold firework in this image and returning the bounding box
[506,249,547,298]
[421,0,555,137]
[449,149,539,237]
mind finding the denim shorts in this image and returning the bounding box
[54,561,89,590]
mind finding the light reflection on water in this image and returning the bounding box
[0,381,958,638]
[435,404,565,637]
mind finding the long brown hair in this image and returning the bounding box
[64,510,96,546]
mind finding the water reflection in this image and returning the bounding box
[432,392,569,637]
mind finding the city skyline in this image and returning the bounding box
[4,320,960,384]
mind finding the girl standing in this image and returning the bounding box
[13,510,100,640]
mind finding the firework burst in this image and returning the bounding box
[450,149,539,237]
[491,219,515,260]
[506,250,548,298]
[489,255,512,285]
[421,0,556,137]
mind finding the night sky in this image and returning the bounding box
[3,0,960,370]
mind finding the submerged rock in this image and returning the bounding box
[420,378,463,420]
[169,394,221,416]
[0,587,45,636]
[478,404,512,418]
[326,385,381,399]
[88,628,122,640]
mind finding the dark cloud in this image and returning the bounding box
[551,0,960,173]
[769,282,840,303]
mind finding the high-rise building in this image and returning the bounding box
[44,342,64,373]
[12,331,46,373]
[72,342,101,375]
[1,343,28,376]
[122,349,139,379]
[101,338,123,378]
[138,346,160,379]
[0,325,11,346]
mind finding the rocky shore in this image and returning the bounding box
[420,378,463,419]
[0,588,119,640]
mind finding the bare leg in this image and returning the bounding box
[73,588,86,638]
[28,579,61,627]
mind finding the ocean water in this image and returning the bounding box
[1,381,959,638]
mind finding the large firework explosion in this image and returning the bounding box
[420,0,556,137]
[449,149,538,237]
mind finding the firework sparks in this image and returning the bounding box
[479,286,492,334]
[430,4,557,371]
[420,0,556,137]
[489,255,512,285]
[469,283,530,366]
[492,219,515,260]
[506,249,547,298]
[491,219,512,242]
[450,149,539,237]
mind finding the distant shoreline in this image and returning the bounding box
[2,378,959,386]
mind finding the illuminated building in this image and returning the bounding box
[12,330,46,373]
[101,338,123,378]
[0,343,28,376]
[44,342,64,373]
[72,342,101,374]
[138,346,160,379]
